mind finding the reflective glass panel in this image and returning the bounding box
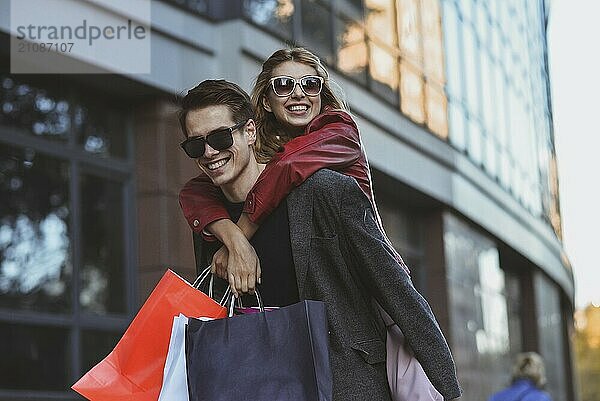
[400,61,425,124]
[81,329,122,373]
[462,25,481,118]
[444,213,520,400]
[425,82,448,138]
[243,0,294,38]
[448,101,467,151]
[0,323,70,390]
[365,0,397,46]
[80,174,125,315]
[336,15,368,84]
[397,0,422,66]
[534,274,568,401]
[0,144,71,313]
[467,118,483,165]
[369,43,399,105]
[0,76,71,141]
[442,1,463,100]
[420,0,444,83]
[483,134,498,177]
[73,96,128,159]
[301,0,333,62]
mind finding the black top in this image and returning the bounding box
[222,199,299,307]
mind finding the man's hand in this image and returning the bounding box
[205,217,261,296]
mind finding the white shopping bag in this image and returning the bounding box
[159,314,217,401]
[158,314,190,401]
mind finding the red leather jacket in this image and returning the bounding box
[179,110,374,233]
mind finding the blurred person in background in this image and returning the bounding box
[488,352,552,401]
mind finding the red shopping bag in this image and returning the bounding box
[72,269,227,401]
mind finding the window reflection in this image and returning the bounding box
[397,0,421,66]
[369,42,399,104]
[0,145,71,313]
[421,0,444,84]
[73,94,128,159]
[80,174,125,315]
[440,0,553,226]
[336,16,368,83]
[365,0,397,46]
[444,213,520,400]
[0,76,70,141]
[0,323,70,390]
[400,61,425,123]
[425,82,448,138]
[243,0,293,38]
[301,0,333,62]
[534,274,568,401]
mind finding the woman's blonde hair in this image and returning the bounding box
[251,47,347,162]
[512,352,547,388]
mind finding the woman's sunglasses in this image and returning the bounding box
[269,75,324,97]
[180,120,247,158]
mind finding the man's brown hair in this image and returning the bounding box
[179,79,254,138]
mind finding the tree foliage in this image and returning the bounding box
[574,304,600,401]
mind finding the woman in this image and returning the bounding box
[488,352,552,401]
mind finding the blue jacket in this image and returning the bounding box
[488,379,552,401]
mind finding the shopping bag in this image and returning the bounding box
[186,299,333,401]
[72,269,227,401]
[158,314,189,401]
[380,307,443,401]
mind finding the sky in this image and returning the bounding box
[547,0,600,309]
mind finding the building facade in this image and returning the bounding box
[0,0,575,400]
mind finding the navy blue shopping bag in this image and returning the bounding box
[185,299,332,401]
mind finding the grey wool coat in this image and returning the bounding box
[194,169,461,401]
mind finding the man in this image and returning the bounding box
[177,80,461,400]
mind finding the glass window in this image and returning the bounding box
[301,0,333,62]
[336,15,368,84]
[0,323,70,390]
[0,144,71,313]
[369,43,399,105]
[336,0,364,20]
[421,0,445,84]
[0,75,133,397]
[80,173,126,315]
[534,273,568,401]
[480,53,496,135]
[483,134,498,177]
[467,118,483,165]
[397,0,422,67]
[400,61,425,124]
[499,149,511,189]
[425,82,448,138]
[444,213,521,400]
[243,0,294,39]
[81,329,122,373]
[462,25,481,119]
[0,76,71,141]
[448,101,467,151]
[365,0,397,47]
[73,96,129,159]
[442,1,463,100]
[167,0,208,14]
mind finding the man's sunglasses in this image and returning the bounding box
[269,75,324,97]
[180,120,247,158]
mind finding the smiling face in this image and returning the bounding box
[262,61,323,136]
[185,105,256,191]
